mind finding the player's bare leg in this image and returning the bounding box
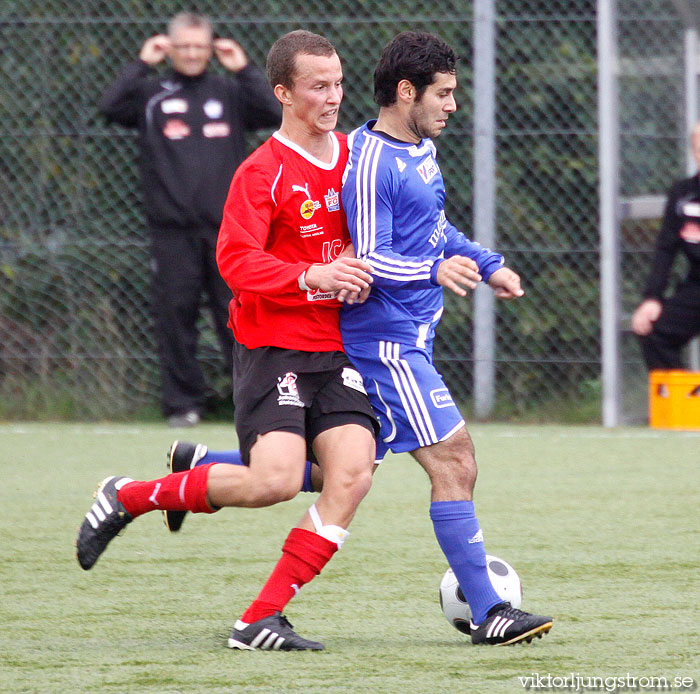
[207,431,308,508]
[227,422,375,650]
[163,441,324,532]
[77,432,309,570]
[301,423,375,529]
[414,427,552,645]
[412,426,476,501]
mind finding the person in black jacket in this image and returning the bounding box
[99,12,281,426]
[631,124,700,370]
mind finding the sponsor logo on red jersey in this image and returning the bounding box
[300,198,321,219]
[324,188,340,212]
[305,288,338,302]
[299,222,325,238]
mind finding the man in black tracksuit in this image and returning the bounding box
[631,125,700,370]
[99,12,281,426]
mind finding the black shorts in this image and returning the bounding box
[232,342,379,464]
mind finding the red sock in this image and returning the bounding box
[241,528,338,624]
[117,463,216,518]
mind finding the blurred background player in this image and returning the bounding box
[77,30,378,652]
[99,12,281,427]
[340,31,553,646]
[631,122,700,370]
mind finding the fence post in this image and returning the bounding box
[598,0,622,427]
[473,0,497,419]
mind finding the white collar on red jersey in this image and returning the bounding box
[272,131,340,170]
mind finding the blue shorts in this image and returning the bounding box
[343,340,465,461]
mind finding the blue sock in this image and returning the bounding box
[430,500,502,624]
[196,449,244,466]
[195,450,315,492]
[301,461,314,492]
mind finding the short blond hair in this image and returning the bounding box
[167,12,213,39]
[266,30,336,89]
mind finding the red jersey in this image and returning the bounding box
[217,131,349,351]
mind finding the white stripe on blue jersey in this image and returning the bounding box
[341,120,504,347]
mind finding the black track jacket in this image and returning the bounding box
[99,59,281,231]
[643,175,700,299]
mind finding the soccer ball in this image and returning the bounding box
[439,555,523,634]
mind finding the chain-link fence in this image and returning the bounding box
[0,1,691,421]
[617,1,692,423]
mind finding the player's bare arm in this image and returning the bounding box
[213,38,249,72]
[487,266,525,299]
[338,242,358,259]
[436,255,482,297]
[139,35,171,65]
[305,257,373,298]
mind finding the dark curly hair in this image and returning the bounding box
[374,31,457,107]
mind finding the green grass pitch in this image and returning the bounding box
[1,422,698,694]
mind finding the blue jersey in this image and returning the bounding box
[340,120,504,347]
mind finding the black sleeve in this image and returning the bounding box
[642,180,684,300]
[98,59,152,127]
[233,63,282,131]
